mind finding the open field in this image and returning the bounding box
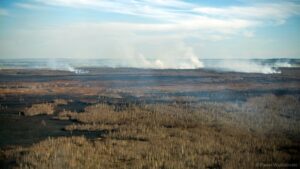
[0,68,299,169]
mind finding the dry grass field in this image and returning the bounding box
[1,95,299,169]
[23,103,55,116]
[0,68,299,169]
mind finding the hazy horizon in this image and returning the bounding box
[1,57,299,74]
[1,0,300,69]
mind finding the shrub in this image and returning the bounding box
[23,103,55,116]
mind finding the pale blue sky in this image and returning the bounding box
[0,0,300,65]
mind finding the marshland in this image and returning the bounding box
[0,67,299,169]
[1,0,300,168]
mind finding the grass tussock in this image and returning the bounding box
[2,94,299,169]
[23,103,55,116]
[53,99,70,105]
[3,135,295,169]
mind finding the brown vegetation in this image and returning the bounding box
[23,103,55,116]
[53,99,69,105]
[23,99,71,116]
[2,95,298,169]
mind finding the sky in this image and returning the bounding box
[0,0,300,67]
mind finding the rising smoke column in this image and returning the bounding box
[46,59,88,74]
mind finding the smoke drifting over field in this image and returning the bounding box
[46,60,88,74]
[125,53,204,69]
[203,59,294,74]
[0,58,298,74]
[128,57,293,74]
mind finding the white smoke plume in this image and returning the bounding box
[0,58,296,74]
[46,60,88,74]
[203,60,294,74]
[273,61,292,68]
[123,46,204,69]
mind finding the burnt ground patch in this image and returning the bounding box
[0,68,299,149]
[0,113,103,148]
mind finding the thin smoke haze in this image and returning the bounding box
[0,1,299,168]
[0,58,297,74]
